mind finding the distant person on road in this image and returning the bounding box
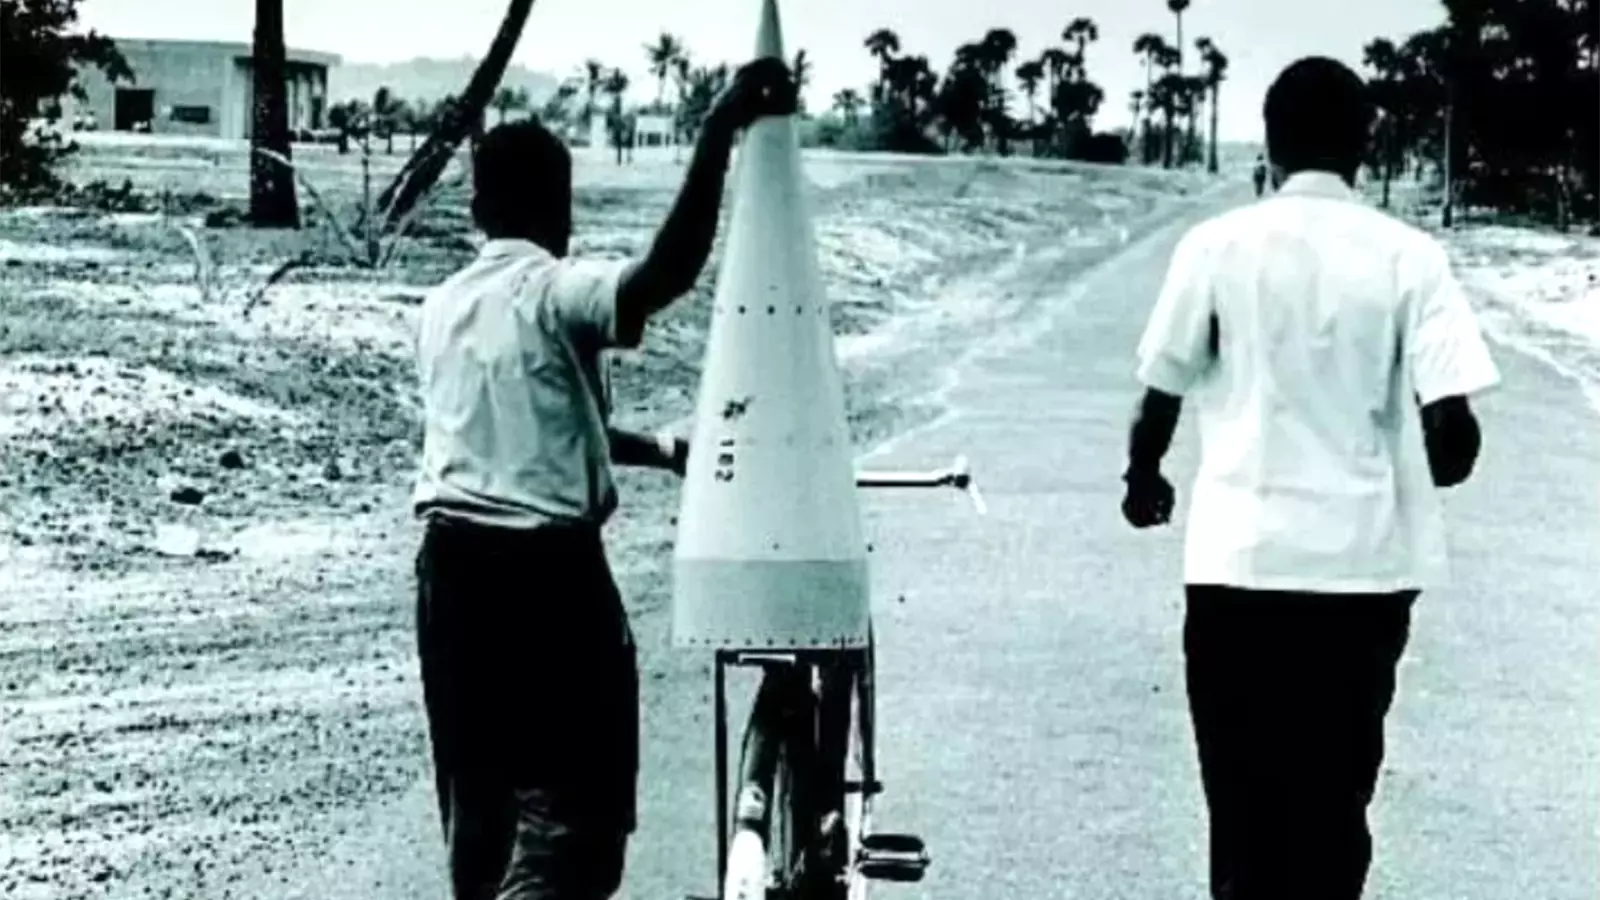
[1251,153,1268,196]
[1121,57,1499,900]
[410,58,797,900]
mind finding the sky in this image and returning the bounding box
[79,0,1452,142]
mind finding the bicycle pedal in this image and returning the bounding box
[859,833,925,854]
[858,858,930,883]
[857,832,930,883]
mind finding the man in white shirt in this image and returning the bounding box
[1123,57,1500,900]
[412,59,796,900]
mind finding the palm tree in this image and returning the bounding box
[833,88,864,125]
[1039,47,1071,99]
[249,0,298,228]
[1195,37,1228,173]
[603,67,630,165]
[583,58,606,141]
[538,80,581,139]
[404,97,426,151]
[1181,73,1208,166]
[980,28,1018,78]
[1133,33,1169,163]
[491,85,530,124]
[671,53,694,153]
[792,49,811,113]
[865,28,900,65]
[1014,59,1045,123]
[377,0,536,228]
[979,28,1018,153]
[865,28,901,104]
[1168,0,1192,75]
[1363,37,1405,207]
[1063,17,1100,79]
[1155,46,1182,167]
[373,86,404,153]
[645,33,685,107]
[679,63,731,143]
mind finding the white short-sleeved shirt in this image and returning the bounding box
[412,238,632,529]
[1136,171,1501,593]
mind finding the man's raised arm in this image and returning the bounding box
[614,58,797,347]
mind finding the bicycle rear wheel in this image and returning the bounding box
[841,640,876,900]
[730,663,817,899]
[797,649,874,900]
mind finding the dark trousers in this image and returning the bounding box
[415,516,639,900]
[1183,585,1417,900]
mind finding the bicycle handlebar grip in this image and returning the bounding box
[947,455,972,489]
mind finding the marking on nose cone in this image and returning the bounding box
[722,396,752,420]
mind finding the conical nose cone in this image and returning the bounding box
[670,0,869,651]
[754,0,784,59]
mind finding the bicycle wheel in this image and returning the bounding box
[844,640,876,900]
[733,651,874,900]
[731,664,819,899]
[811,648,873,900]
[767,704,812,896]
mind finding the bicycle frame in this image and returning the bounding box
[692,456,981,898]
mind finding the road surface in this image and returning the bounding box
[264,191,1599,900]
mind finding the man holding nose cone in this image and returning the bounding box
[410,57,798,900]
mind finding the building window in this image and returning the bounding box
[170,105,212,125]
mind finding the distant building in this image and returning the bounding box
[582,109,677,149]
[632,113,676,148]
[65,38,341,139]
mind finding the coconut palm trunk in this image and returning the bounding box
[377,0,537,229]
[249,0,298,228]
[1207,80,1220,174]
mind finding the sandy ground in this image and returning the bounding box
[0,138,1218,899]
[1443,225,1600,409]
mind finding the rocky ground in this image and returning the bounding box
[0,138,1214,899]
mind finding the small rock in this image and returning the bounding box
[170,486,205,505]
[219,449,246,469]
[323,460,342,481]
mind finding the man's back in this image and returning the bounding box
[1137,172,1500,592]
[413,239,626,528]
[1199,179,1421,483]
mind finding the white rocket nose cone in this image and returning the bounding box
[755,0,784,60]
[669,0,870,651]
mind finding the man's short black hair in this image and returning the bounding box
[470,118,572,238]
[1263,56,1373,177]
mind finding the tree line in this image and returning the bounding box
[1,0,1227,227]
[1360,0,1597,228]
[520,11,1232,171]
[34,0,1599,236]
[814,18,1227,170]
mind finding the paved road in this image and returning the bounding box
[858,198,1600,899]
[268,192,1599,900]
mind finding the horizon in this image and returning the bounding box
[78,0,1454,143]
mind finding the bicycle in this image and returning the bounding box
[687,456,985,900]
